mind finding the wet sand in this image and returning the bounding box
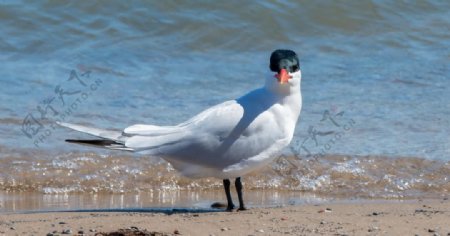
[0,199,449,235]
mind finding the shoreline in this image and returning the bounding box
[1,198,449,235]
[3,189,448,214]
[0,190,340,213]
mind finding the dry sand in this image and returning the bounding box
[0,199,449,236]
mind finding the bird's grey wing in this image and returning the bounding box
[123,124,181,136]
[123,100,245,153]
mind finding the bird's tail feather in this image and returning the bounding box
[57,121,124,142]
[65,139,134,151]
[57,121,134,151]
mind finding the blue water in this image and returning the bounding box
[0,1,449,198]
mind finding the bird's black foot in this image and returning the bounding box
[235,177,246,212]
[222,178,247,212]
[226,204,235,212]
[223,179,235,212]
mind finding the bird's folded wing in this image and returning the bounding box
[180,100,244,134]
[124,124,181,136]
[124,100,245,152]
[123,101,242,136]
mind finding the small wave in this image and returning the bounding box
[0,152,448,199]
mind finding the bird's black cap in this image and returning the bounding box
[270,49,300,73]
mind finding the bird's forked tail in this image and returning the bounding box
[57,121,134,151]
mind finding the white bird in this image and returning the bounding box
[58,49,302,211]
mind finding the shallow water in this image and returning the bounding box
[0,153,448,201]
[0,190,331,213]
[0,1,449,206]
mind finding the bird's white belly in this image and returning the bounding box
[162,151,281,179]
[161,129,291,179]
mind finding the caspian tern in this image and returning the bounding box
[58,49,302,211]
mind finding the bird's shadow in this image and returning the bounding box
[22,207,225,215]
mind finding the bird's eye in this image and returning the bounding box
[292,65,299,72]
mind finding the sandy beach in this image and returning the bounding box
[0,199,448,236]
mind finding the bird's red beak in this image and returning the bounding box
[274,68,291,84]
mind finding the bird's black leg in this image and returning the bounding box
[223,179,234,211]
[235,177,247,211]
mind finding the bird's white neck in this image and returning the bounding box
[264,71,302,123]
[264,71,302,96]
